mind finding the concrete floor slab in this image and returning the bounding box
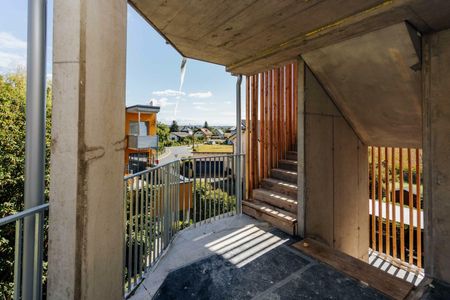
[130,215,396,300]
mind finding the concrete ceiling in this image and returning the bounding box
[302,22,422,148]
[129,0,450,75]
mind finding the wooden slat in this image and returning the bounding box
[273,69,279,167]
[252,75,259,189]
[377,147,383,252]
[399,148,405,261]
[293,62,298,151]
[279,67,285,159]
[286,65,292,152]
[408,148,413,265]
[371,147,376,249]
[259,73,265,182]
[246,76,251,199]
[292,239,414,300]
[269,70,274,171]
[416,148,422,268]
[385,147,390,256]
[392,147,397,259]
[264,71,270,178]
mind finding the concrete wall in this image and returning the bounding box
[48,0,127,299]
[423,28,450,284]
[301,63,369,261]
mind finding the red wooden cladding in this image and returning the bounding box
[369,146,423,268]
[245,62,299,197]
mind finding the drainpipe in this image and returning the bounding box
[23,0,47,298]
[236,75,242,213]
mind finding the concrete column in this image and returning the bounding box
[423,28,450,284]
[300,61,369,260]
[48,0,127,299]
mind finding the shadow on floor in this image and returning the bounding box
[153,229,388,300]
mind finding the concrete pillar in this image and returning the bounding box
[298,59,369,260]
[423,28,450,284]
[48,0,127,299]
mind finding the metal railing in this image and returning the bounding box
[123,154,244,297]
[0,203,49,300]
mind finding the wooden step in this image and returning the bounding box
[260,178,298,198]
[278,159,297,171]
[271,168,297,184]
[292,239,414,300]
[243,200,297,235]
[286,151,297,161]
[253,188,297,214]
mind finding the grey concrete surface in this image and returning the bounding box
[303,22,422,148]
[423,28,450,284]
[48,0,127,299]
[302,64,369,261]
[130,215,389,300]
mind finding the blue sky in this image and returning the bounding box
[0,1,239,125]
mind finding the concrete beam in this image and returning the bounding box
[48,0,127,299]
[423,28,450,284]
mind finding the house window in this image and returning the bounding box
[128,152,149,173]
[129,121,149,136]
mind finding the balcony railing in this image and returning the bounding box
[369,146,423,269]
[122,154,244,297]
[0,203,49,300]
[128,135,158,150]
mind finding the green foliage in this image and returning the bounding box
[203,121,209,129]
[0,72,52,298]
[169,120,179,132]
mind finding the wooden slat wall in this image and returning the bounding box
[369,146,423,269]
[245,62,298,197]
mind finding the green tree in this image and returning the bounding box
[157,122,170,152]
[204,121,209,129]
[169,120,179,132]
[0,72,52,297]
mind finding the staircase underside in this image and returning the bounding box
[243,151,298,235]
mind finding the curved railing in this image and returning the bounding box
[0,203,49,300]
[123,154,245,297]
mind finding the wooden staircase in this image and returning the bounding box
[243,151,298,235]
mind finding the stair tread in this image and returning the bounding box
[279,159,297,165]
[243,200,297,223]
[262,178,298,190]
[272,168,297,175]
[253,188,297,203]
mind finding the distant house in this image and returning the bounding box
[229,120,247,135]
[212,128,225,139]
[179,126,193,135]
[194,128,213,139]
[169,132,190,142]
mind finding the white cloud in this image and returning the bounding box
[152,89,185,97]
[0,52,26,71]
[224,101,232,104]
[149,97,175,107]
[0,32,27,50]
[192,101,207,105]
[194,105,215,112]
[188,91,212,98]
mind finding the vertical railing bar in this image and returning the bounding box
[377,147,383,253]
[158,167,162,256]
[127,179,132,291]
[14,219,23,300]
[187,159,191,226]
[133,177,139,285]
[416,148,422,268]
[32,212,43,300]
[213,156,217,221]
[208,157,212,223]
[203,157,207,224]
[123,180,127,293]
[193,158,197,227]
[408,148,414,265]
[399,148,405,262]
[227,156,231,216]
[139,174,144,276]
[150,170,155,265]
[182,160,186,228]
[231,155,235,214]
[144,172,149,270]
